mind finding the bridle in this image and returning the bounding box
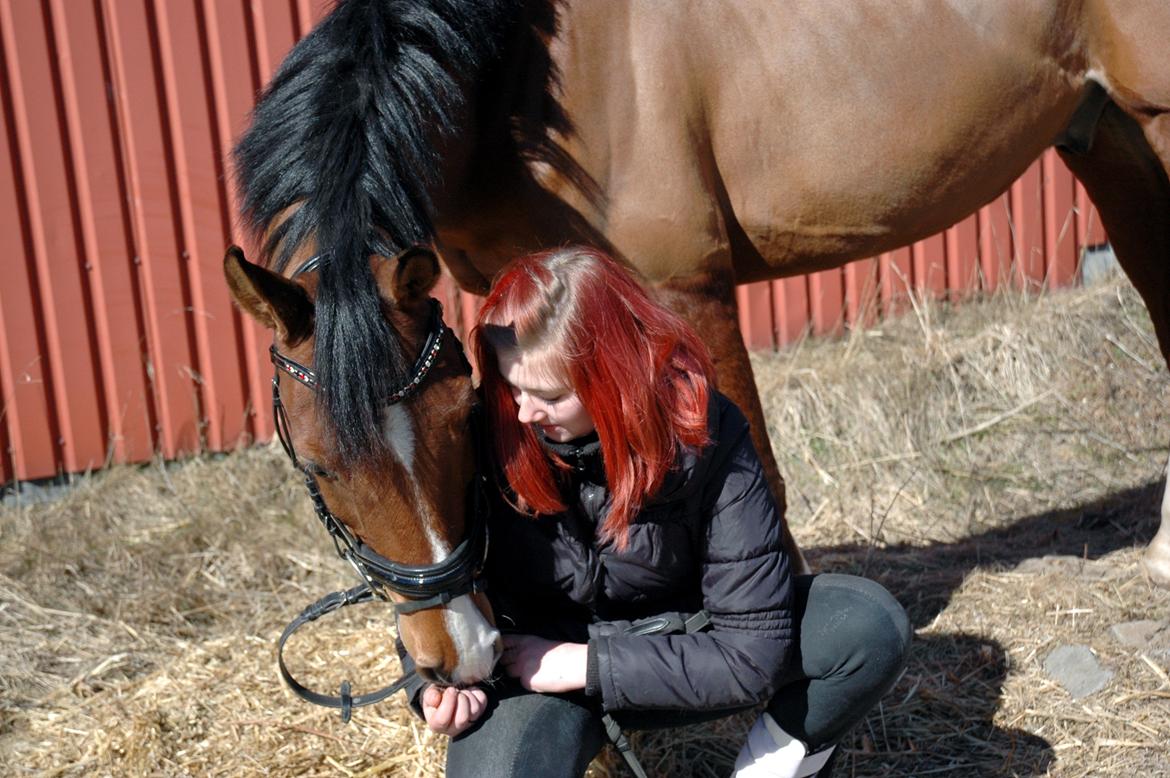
[272,253,489,720]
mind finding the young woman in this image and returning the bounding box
[416,246,910,778]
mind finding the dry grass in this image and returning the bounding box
[2,272,1168,777]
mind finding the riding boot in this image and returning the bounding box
[732,712,836,778]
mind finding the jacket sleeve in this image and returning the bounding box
[586,423,795,712]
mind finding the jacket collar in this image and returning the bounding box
[533,391,727,506]
[536,429,606,484]
[536,428,601,459]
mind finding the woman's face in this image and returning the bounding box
[496,349,595,443]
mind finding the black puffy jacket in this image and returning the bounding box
[486,392,794,713]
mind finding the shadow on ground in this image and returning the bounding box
[810,480,1164,628]
[629,631,1054,778]
[803,480,1163,776]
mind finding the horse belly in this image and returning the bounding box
[697,0,1086,280]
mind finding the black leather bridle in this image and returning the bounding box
[271,254,489,720]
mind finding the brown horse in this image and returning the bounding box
[234,0,1170,689]
[223,243,500,686]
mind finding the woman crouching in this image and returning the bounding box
[414,246,911,778]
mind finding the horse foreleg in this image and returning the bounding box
[656,271,811,576]
[1139,112,1170,587]
[1059,100,1170,585]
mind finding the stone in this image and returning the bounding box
[1081,243,1119,285]
[1042,644,1114,698]
[1110,620,1170,657]
[1013,555,1110,580]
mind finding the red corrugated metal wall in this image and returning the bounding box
[0,1,1107,484]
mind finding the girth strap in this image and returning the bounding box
[277,583,416,722]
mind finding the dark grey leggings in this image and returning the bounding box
[446,574,911,777]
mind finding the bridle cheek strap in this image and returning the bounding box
[270,292,487,613]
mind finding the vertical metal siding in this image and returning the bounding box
[0,0,315,483]
[103,0,196,461]
[203,0,270,439]
[0,6,57,485]
[2,0,107,479]
[0,1,1109,483]
[50,0,151,469]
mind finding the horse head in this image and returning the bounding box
[224,244,499,687]
[227,0,522,687]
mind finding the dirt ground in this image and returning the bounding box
[2,273,1168,777]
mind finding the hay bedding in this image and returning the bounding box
[2,274,1168,777]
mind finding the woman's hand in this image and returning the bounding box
[500,634,588,693]
[421,685,488,736]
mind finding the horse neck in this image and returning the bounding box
[433,1,614,275]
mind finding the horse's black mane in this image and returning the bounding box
[234,0,521,464]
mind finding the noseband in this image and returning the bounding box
[272,254,489,720]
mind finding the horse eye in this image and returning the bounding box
[303,461,336,480]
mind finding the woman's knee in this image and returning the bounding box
[798,573,912,684]
[445,690,605,778]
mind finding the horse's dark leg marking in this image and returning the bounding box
[656,272,812,576]
[1059,99,1170,584]
[1055,82,1111,157]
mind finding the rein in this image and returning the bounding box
[277,584,416,722]
[272,255,489,721]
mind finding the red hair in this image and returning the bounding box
[472,246,713,547]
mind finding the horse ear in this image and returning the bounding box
[223,246,313,343]
[377,246,440,305]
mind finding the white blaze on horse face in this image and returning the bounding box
[444,593,501,684]
[381,404,500,682]
[416,525,500,685]
[381,404,417,474]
